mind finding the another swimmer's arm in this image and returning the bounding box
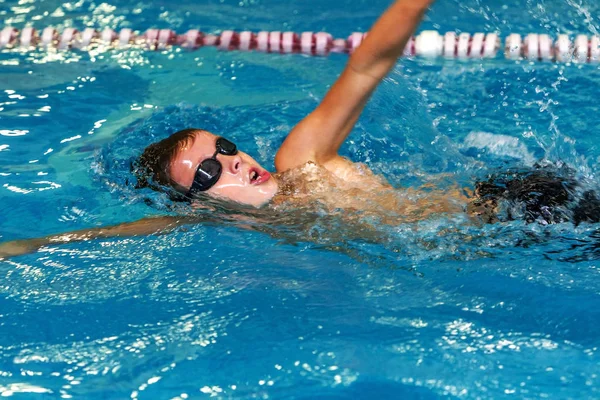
[0,216,191,259]
[275,0,433,172]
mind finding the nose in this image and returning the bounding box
[224,154,242,174]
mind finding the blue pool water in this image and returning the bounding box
[2,0,600,398]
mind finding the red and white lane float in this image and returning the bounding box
[1,26,599,63]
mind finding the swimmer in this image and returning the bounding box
[1,0,599,259]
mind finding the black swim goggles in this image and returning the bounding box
[186,137,238,197]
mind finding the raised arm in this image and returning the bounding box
[275,0,434,172]
[0,216,187,259]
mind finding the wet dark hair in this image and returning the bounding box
[474,167,600,225]
[132,128,202,195]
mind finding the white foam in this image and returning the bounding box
[462,131,535,165]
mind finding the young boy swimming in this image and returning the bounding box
[1,0,598,259]
[0,0,439,258]
[137,0,436,209]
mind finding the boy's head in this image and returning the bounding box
[136,128,278,207]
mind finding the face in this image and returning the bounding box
[170,131,278,207]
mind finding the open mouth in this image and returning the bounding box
[249,168,270,185]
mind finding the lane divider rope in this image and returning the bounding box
[1,27,600,63]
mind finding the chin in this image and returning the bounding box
[212,180,279,208]
[246,192,277,208]
[248,181,279,207]
[214,190,276,209]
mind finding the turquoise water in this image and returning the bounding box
[2,0,600,398]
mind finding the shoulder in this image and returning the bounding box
[321,157,391,190]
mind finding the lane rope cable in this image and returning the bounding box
[1,27,600,63]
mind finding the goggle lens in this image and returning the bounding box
[186,137,238,197]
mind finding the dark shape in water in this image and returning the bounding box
[472,166,600,225]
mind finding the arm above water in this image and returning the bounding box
[0,216,192,259]
[275,0,434,173]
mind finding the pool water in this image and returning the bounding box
[2,0,600,398]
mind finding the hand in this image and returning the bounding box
[0,239,46,260]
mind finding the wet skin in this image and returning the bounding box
[169,131,279,207]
